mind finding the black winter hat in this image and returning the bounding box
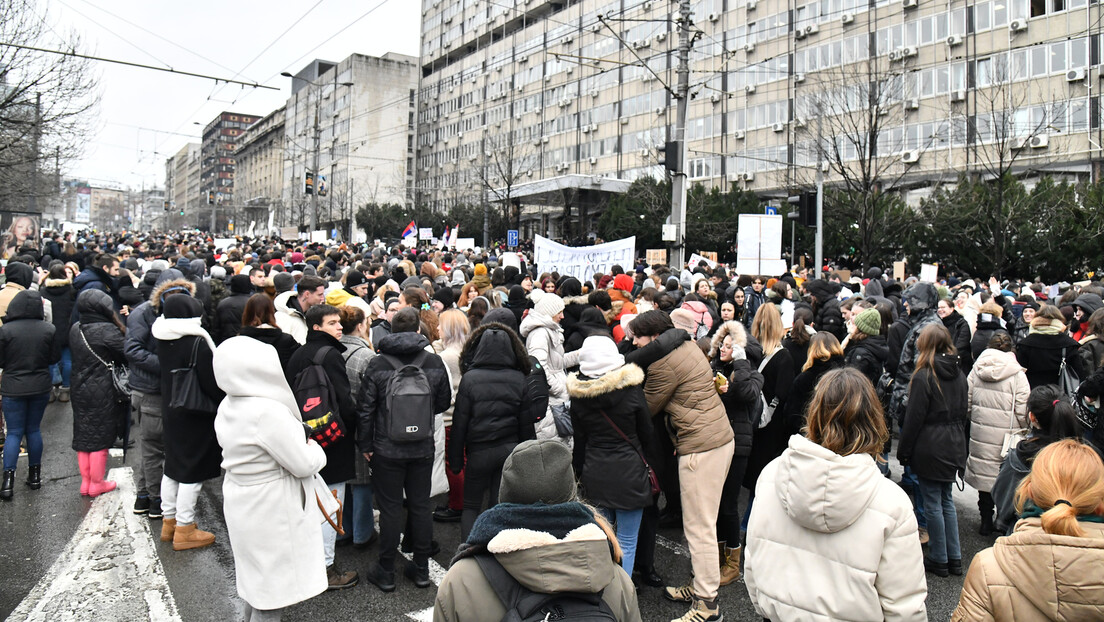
[229,274,252,295]
[344,270,368,289]
[4,262,33,288]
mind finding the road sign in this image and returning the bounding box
[507,229,519,247]
[764,205,778,215]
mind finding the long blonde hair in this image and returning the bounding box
[438,308,470,350]
[752,303,784,353]
[802,332,844,372]
[1015,439,1104,537]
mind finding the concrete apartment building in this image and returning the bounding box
[200,111,262,230]
[416,0,1100,237]
[235,106,286,230]
[282,53,419,235]
[89,187,126,229]
[165,142,202,229]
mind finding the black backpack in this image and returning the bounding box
[292,347,346,448]
[380,351,434,443]
[526,355,550,423]
[474,555,617,622]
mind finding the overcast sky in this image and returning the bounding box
[45,0,420,190]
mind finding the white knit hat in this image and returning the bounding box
[578,335,625,378]
[533,292,565,318]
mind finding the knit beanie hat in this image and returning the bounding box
[533,292,565,318]
[344,270,368,289]
[578,335,625,378]
[473,263,488,276]
[854,307,881,337]
[612,274,635,292]
[273,272,294,294]
[209,265,227,280]
[499,439,576,505]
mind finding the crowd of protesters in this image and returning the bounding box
[1,228,1103,621]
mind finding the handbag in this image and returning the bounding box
[311,473,344,536]
[78,327,130,402]
[168,338,220,412]
[598,409,661,495]
[1058,347,1080,403]
[550,402,573,437]
[755,347,782,429]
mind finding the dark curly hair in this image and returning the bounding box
[460,322,530,375]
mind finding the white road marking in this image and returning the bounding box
[108,448,124,459]
[8,467,183,622]
[401,533,448,621]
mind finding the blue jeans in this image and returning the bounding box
[599,507,644,574]
[2,393,50,470]
[49,347,72,388]
[901,465,927,529]
[918,477,961,564]
[342,483,376,544]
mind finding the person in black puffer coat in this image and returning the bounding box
[567,335,655,576]
[970,300,1009,364]
[152,295,225,551]
[42,264,76,400]
[503,285,530,330]
[937,298,973,374]
[1016,304,1088,389]
[898,323,968,576]
[185,260,214,326]
[844,308,888,386]
[804,279,846,341]
[0,289,55,500]
[564,306,613,354]
[447,322,534,541]
[138,263,164,301]
[70,289,128,497]
[215,274,253,344]
[784,333,846,436]
[712,331,763,585]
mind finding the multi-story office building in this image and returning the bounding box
[89,187,126,229]
[283,53,418,235]
[417,0,1099,237]
[235,106,286,229]
[200,111,261,230]
[166,142,202,228]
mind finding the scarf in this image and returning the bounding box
[151,316,217,353]
[1019,500,1104,523]
[451,502,598,564]
[1028,318,1065,336]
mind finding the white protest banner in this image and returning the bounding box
[419,228,434,241]
[735,214,786,277]
[279,227,299,240]
[533,235,636,283]
[213,238,235,251]
[688,253,717,269]
[919,263,939,283]
[454,237,476,251]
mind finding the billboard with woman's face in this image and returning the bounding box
[0,213,39,260]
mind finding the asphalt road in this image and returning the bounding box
[1,401,986,621]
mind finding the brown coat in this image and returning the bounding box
[643,336,734,455]
[953,518,1104,622]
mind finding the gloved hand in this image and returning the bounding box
[730,343,747,362]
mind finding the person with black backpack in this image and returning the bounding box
[357,306,451,593]
[285,303,360,591]
[433,438,640,622]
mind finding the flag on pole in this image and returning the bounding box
[447,225,459,248]
[401,221,417,240]
[440,225,450,249]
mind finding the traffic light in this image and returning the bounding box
[206,190,214,205]
[304,171,314,195]
[163,200,170,212]
[657,140,682,175]
[787,191,818,228]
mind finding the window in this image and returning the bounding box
[976,2,991,32]
[1031,46,1048,77]
[993,0,1008,25]
[1071,38,1088,70]
[1051,42,1067,73]
[978,57,993,87]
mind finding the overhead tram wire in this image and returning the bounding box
[53,0,176,70]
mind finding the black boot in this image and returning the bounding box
[1,469,14,501]
[978,512,995,536]
[26,464,41,490]
[404,562,431,588]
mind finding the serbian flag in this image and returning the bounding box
[447,224,459,248]
[440,225,450,249]
[401,221,417,240]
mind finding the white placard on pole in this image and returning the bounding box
[919,263,938,283]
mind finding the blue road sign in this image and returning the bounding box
[765,206,778,215]
[507,229,519,247]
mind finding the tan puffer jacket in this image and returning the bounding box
[965,349,1030,492]
[953,518,1104,622]
[644,337,733,455]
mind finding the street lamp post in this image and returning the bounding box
[282,71,353,240]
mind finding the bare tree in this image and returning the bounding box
[0,1,98,212]
[475,131,538,232]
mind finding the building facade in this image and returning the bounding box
[235,106,286,231]
[282,53,419,235]
[416,0,1100,235]
[89,187,126,229]
[200,111,261,230]
[165,142,202,229]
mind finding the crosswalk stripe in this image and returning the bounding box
[8,467,183,622]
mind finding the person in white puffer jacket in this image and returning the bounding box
[745,367,927,622]
[965,332,1030,536]
[520,290,568,442]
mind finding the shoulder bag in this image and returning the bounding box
[311,473,344,536]
[754,347,782,429]
[168,338,220,412]
[598,409,660,495]
[78,327,130,403]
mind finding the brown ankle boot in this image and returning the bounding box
[160,518,177,542]
[717,541,726,567]
[172,523,215,551]
[719,544,741,586]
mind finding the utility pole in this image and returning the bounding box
[669,0,691,271]
[310,96,321,238]
[814,101,824,276]
[28,93,41,214]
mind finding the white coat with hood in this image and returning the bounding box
[213,336,328,610]
[745,435,927,622]
[273,290,308,345]
[965,348,1030,492]
[520,311,567,440]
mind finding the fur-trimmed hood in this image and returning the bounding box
[566,363,644,399]
[562,294,591,306]
[149,277,196,312]
[44,277,72,288]
[708,320,749,358]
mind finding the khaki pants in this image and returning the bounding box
[678,440,734,601]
